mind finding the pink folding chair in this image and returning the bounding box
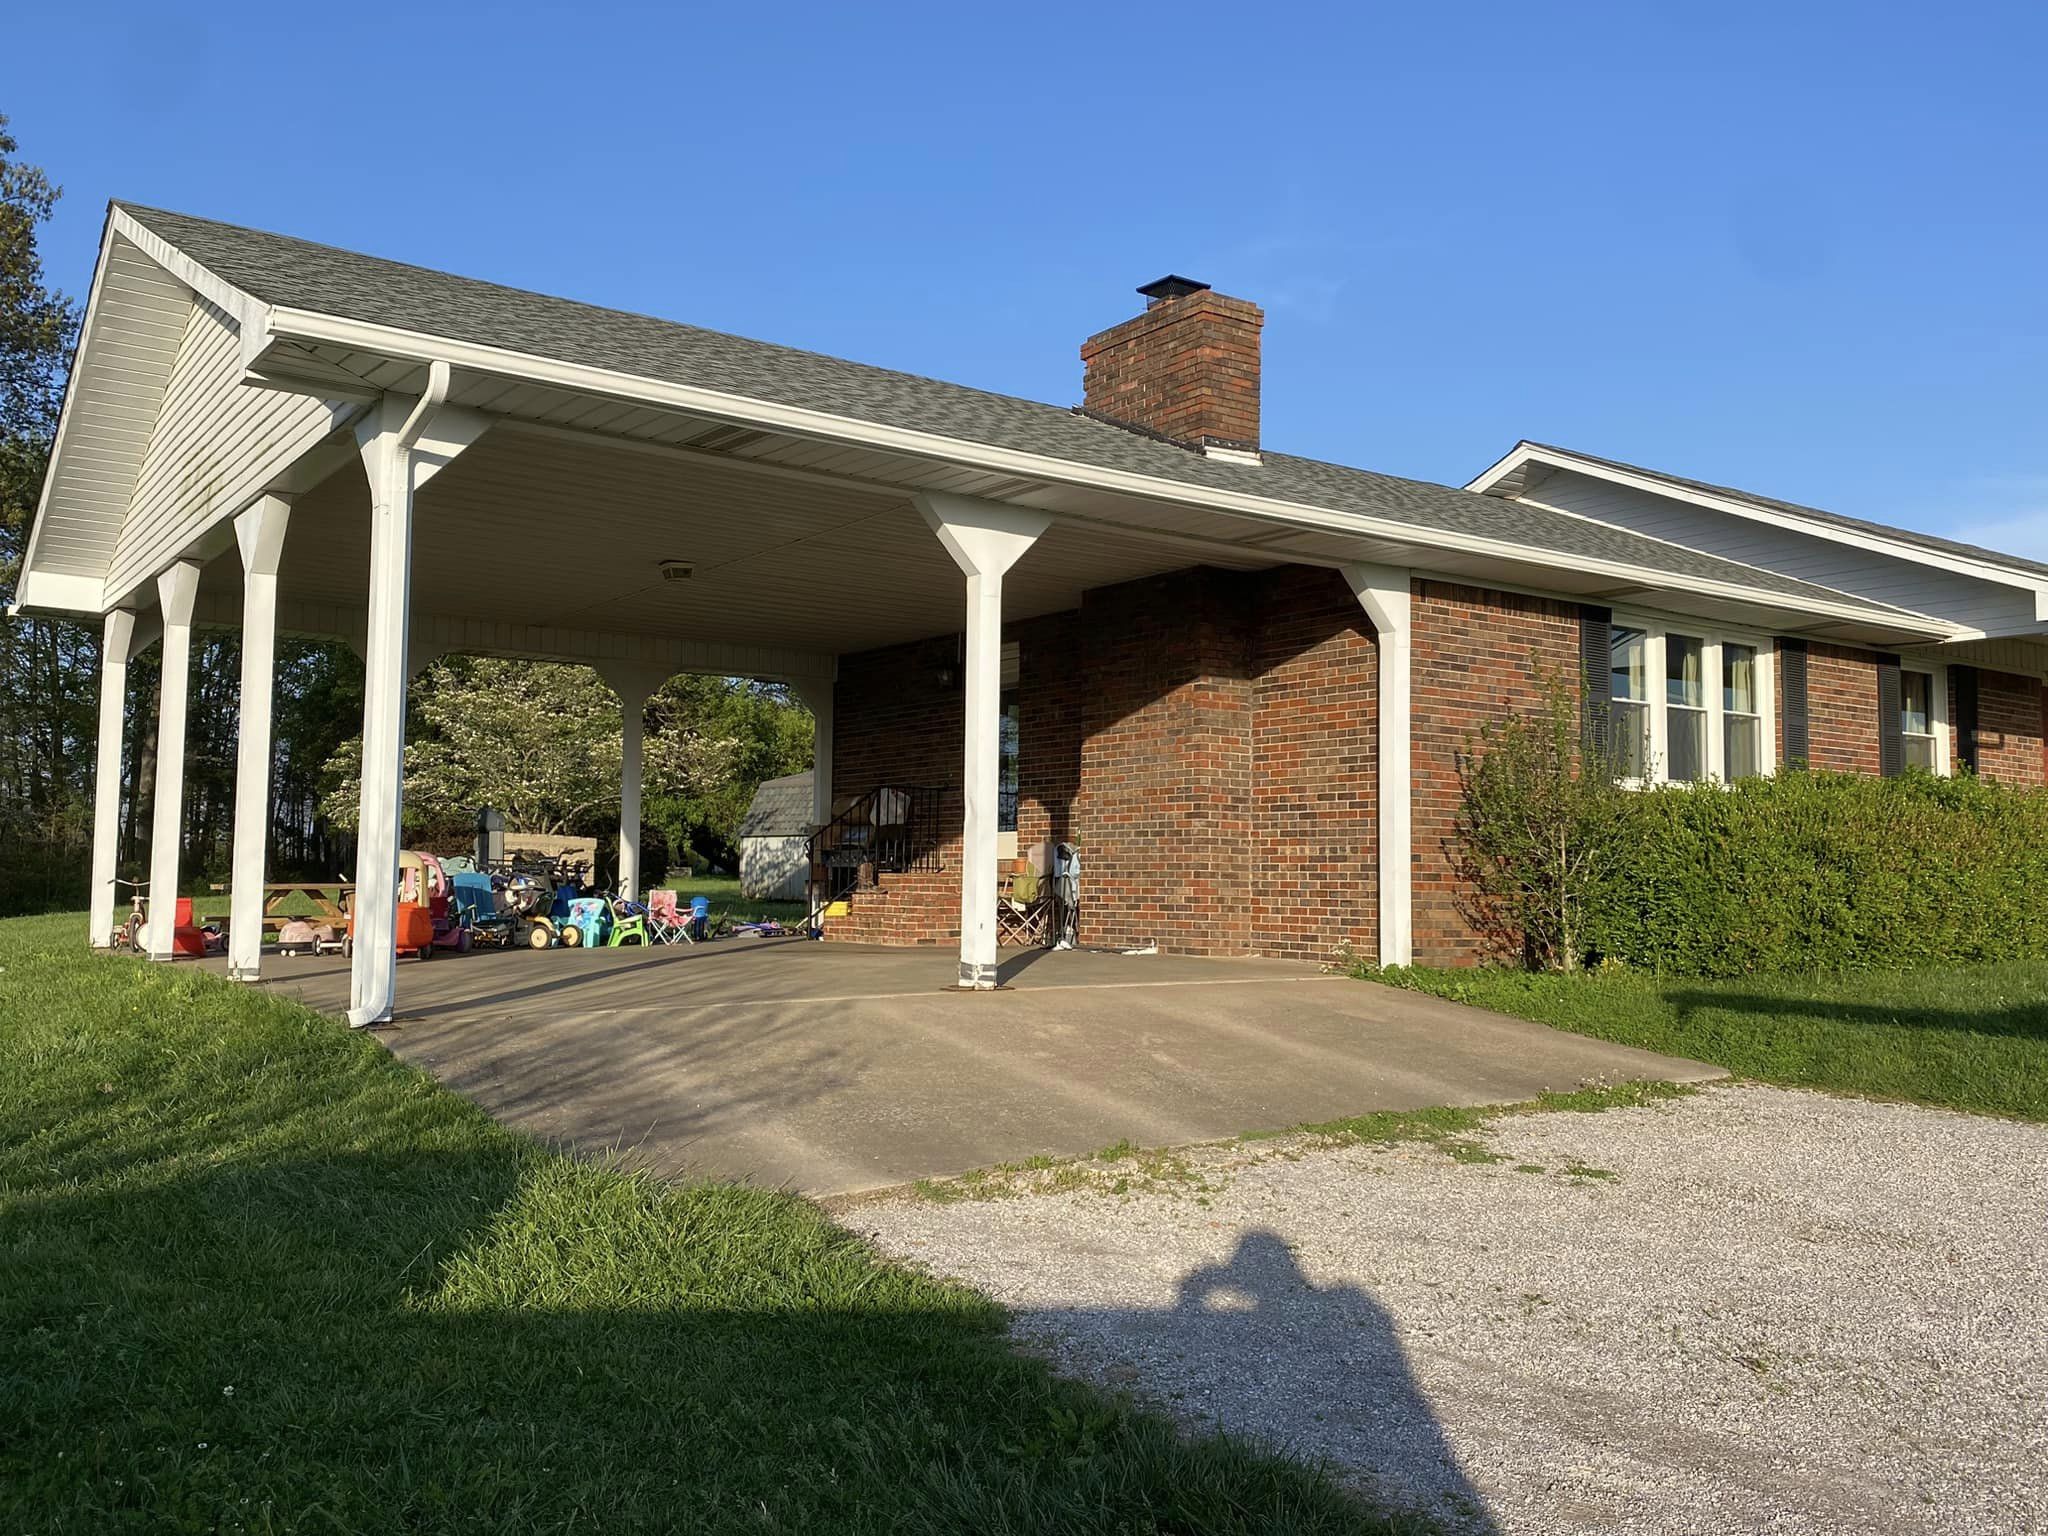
[646,889,691,944]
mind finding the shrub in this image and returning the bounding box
[1448,665,2048,977]
[1586,768,2048,976]
[1450,674,1635,970]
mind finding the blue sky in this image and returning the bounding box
[6,1,2044,553]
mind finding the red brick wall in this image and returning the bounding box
[1961,667,2047,787]
[832,564,1391,964]
[1070,568,1254,955]
[1080,287,1263,449]
[1250,567,1378,962]
[822,868,959,946]
[833,634,962,801]
[1799,643,1882,773]
[1410,581,1582,967]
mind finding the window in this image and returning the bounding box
[997,698,1020,832]
[1607,616,1773,786]
[998,641,1022,840]
[1901,670,1937,771]
[1610,626,1649,780]
[1665,634,1706,782]
[1724,643,1761,780]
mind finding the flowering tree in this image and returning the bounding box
[320,659,746,842]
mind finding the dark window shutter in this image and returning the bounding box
[1778,639,1809,765]
[1877,654,1903,777]
[1953,664,1980,774]
[1579,606,1612,759]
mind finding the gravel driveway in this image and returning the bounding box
[852,1084,2047,1535]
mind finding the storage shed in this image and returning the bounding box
[739,771,815,901]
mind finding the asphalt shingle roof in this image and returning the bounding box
[1523,443,2048,583]
[739,772,815,838]
[118,203,1921,617]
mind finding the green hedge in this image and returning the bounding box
[1584,770,2048,976]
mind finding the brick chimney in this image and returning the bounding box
[1080,275,1263,457]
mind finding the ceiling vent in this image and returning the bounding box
[658,560,694,582]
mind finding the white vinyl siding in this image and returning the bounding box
[105,297,345,604]
[1522,468,2039,635]
[25,239,192,581]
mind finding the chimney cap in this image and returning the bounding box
[1136,274,1210,305]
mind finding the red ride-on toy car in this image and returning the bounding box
[343,853,440,961]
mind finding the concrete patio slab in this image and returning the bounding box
[217,942,1724,1195]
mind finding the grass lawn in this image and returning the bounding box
[1363,960,2048,1122]
[0,913,1384,1534]
[661,871,809,926]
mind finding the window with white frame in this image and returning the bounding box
[1723,643,1762,780]
[1608,617,1774,786]
[1610,625,1649,780]
[1900,666,1941,772]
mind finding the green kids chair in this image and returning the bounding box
[607,896,651,946]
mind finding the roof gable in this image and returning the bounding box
[1475,441,2048,587]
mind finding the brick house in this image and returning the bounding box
[17,209,2048,1015]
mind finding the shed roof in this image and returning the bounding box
[739,771,816,838]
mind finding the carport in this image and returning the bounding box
[214,941,1721,1195]
[22,205,1426,1022]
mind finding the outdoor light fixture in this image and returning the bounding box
[658,560,694,582]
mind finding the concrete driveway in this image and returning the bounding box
[228,941,1722,1195]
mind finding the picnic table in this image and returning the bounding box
[207,881,354,935]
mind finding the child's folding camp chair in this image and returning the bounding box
[645,889,691,945]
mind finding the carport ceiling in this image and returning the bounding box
[273,423,1281,655]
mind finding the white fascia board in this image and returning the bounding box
[262,308,1945,637]
[1470,442,2048,597]
[17,214,121,601]
[11,570,109,615]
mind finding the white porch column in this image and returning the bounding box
[145,561,203,961]
[88,608,154,948]
[228,496,292,980]
[596,664,668,902]
[348,379,486,1026]
[788,677,835,828]
[914,493,1050,989]
[1342,563,1413,968]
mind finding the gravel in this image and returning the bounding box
[852,1084,2048,1535]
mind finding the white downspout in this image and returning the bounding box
[346,361,452,1029]
[1343,563,1414,969]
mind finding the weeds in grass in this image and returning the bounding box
[909,1080,1695,1205]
